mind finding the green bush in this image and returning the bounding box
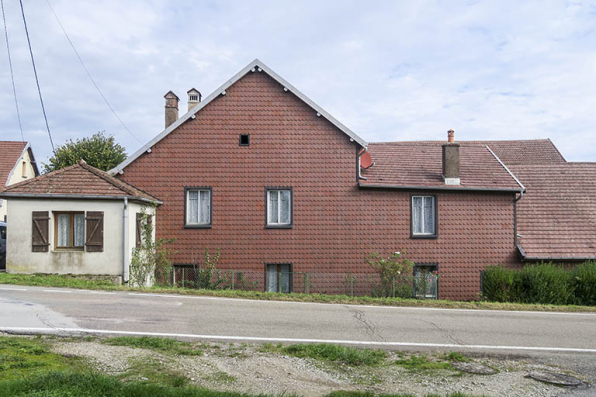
[518,264,573,305]
[482,262,596,306]
[482,265,519,302]
[571,262,596,306]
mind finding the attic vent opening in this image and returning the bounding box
[190,95,198,101]
[239,134,250,146]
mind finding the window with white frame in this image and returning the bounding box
[411,195,436,236]
[266,189,292,227]
[185,188,211,227]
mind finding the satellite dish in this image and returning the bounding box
[360,152,373,169]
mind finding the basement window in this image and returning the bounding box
[239,134,250,146]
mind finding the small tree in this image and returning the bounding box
[43,131,127,173]
[129,207,174,287]
[366,251,414,298]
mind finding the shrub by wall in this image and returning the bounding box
[482,262,596,306]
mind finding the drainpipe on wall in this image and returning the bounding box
[357,147,368,180]
[122,197,129,284]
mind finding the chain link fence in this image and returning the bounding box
[170,265,429,298]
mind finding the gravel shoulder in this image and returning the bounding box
[49,338,592,397]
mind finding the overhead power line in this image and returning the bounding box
[19,0,55,152]
[45,0,142,144]
[1,0,25,141]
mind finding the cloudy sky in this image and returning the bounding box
[1,0,595,166]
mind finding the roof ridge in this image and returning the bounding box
[2,162,79,192]
[485,145,525,192]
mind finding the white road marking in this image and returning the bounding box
[89,291,116,295]
[1,326,595,354]
[42,290,71,293]
[0,287,28,291]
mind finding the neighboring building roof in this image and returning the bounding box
[110,59,367,175]
[360,142,524,191]
[469,139,566,165]
[0,141,39,186]
[0,160,160,204]
[511,163,596,260]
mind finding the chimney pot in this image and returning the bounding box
[187,88,202,112]
[443,129,460,185]
[164,91,179,128]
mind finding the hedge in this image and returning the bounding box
[482,262,596,306]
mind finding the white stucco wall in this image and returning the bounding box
[0,149,37,222]
[5,198,155,282]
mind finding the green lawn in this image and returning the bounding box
[1,272,594,312]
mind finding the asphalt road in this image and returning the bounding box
[1,284,595,387]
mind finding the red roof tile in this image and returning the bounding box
[0,160,160,203]
[360,142,522,191]
[512,163,596,260]
[0,141,28,186]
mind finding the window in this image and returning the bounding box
[411,195,437,237]
[54,212,85,249]
[185,187,212,228]
[239,134,250,146]
[266,264,292,293]
[22,161,27,177]
[189,95,198,101]
[266,188,292,228]
[414,264,439,299]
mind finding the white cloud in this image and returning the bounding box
[0,0,594,164]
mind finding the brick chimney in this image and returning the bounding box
[187,88,202,112]
[164,91,179,128]
[442,129,460,185]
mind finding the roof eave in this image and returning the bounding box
[358,182,521,193]
[109,58,367,175]
[517,244,595,262]
[0,192,162,205]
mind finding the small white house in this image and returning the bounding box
[0,160,160,284]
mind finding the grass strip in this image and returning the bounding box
[101,336,202,356]
[281,343,387,366]
[1,272,595,313]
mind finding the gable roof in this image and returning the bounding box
[511,163,596,260]
[0,160,160,204]
[110,59,367,175]
[0,141,39,186]
[360,142,524,192]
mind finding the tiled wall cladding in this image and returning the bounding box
[120,71,521,301]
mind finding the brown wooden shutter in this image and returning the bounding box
[32,211,50,252]
[135,213,142,248]
[85,211,104,252]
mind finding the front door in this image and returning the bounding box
[414,264,438,299]
[267,264,291,293]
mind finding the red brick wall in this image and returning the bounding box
[119,71,520,301]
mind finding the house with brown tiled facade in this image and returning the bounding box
[2,59,593,300]
[106,58,596,301]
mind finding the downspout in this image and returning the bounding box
[357,147,368,180]
[122,197,128,284]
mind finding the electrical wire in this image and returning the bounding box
[1,0,25,141]
[45,0,142,144]
[19,0,55,152]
